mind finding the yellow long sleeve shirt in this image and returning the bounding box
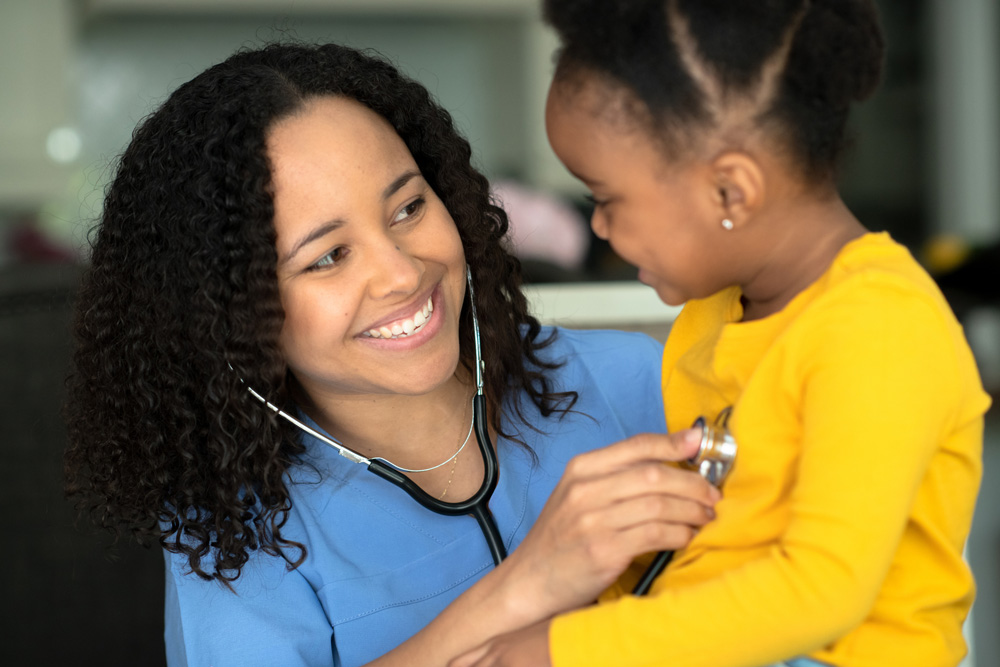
[551,233,990,667]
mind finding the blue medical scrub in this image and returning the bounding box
[164,328,666,667]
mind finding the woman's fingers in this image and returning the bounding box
[489,430,723,624]
[561,429,705,478]
[532,481,710,580]
[584,485,716,532]
[561,457,720,516]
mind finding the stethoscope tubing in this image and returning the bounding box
[367,393,506,565]
[632,550,674,596]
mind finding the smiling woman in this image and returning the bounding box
[62,42,719,667]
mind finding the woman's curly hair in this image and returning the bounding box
[64,41,576,583]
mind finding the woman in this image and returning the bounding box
[64,42,718,666]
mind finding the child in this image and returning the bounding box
[458,1,991,666]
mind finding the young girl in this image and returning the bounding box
[456,1,990,666]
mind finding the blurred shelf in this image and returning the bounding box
[525,280,681,328]
[83,0,538,17]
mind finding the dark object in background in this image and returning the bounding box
[0,263,165,667]
[930,238,1000,320]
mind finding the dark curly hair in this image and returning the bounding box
[543,0,885,182]
[64,41,576,583]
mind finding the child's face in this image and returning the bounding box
[545,78,733,306]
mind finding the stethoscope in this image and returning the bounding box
[632,411,737,595]
[238,267,507,566]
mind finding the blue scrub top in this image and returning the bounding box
[164,327,666,667]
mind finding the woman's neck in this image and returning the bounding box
[292,371,478,471]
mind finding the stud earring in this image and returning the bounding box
[721,218,734,230]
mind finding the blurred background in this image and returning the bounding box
[1,1,997,665]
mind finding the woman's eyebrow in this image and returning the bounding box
[280,170,423,266]
[281,219,345,266]
[382,170,421,201]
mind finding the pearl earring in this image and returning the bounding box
[721,218,734,230]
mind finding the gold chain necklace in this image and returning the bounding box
[439,403,474,499]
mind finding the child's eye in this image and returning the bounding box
[308,246,348,271]
[393,197,426,223]
[584,193,609,208]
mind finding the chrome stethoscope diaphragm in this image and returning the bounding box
[685,415,737,487]
[632,412,738,596]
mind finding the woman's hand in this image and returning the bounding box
[449,620,552,667]
[369,429,717,667]
[495,429,719,624]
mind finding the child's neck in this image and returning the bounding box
[739,195,867,322]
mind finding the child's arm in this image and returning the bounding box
[543,289,985,667]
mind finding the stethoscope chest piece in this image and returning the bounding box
[632,412,737,596]
[685,415,737,487]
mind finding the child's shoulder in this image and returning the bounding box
[788,233,968,369]
[820,232,953,321]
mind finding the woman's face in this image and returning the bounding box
[545,76,730,306]
[268,96,467,404]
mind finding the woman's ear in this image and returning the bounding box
[710,151,765,230]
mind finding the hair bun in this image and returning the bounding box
[789,0,885,105]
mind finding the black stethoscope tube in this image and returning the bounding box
[632,550,674,596]
[367,393,506,565]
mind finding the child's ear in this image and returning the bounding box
[710,151,765,229]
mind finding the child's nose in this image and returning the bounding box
[590,209,610,240]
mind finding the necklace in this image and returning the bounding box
[373,397,476,475]
[439,448,460,499]
[439,401,474,498]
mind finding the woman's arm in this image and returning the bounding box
[368,429,718,667]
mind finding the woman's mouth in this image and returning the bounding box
[362,295,434,339]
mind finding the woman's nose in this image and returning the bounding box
[367,240,423,299]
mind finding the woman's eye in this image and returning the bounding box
[308,246,347,271]
[393,197,426,223]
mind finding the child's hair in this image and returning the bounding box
[543,0,885,183]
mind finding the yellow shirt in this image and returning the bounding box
[550,233,990,667]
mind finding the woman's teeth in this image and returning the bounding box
[365,296,434,339]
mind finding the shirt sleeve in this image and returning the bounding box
[550,288,968,667]
[164,548,335,667]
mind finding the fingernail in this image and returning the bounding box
[684,428,701,446]
[706,507,716,520]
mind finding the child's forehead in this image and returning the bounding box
[549,67,648,129]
